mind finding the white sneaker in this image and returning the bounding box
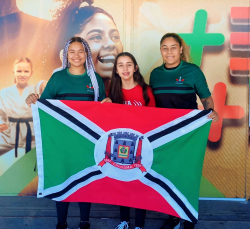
[115,221,130,229]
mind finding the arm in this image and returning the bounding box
[193,66,218,123]
[101,97,112,104]
[147,86,156,107]
[200,96,219,122]
[0,90,8,132]
[26,75,56,106]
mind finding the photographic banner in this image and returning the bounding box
[0,0,248,199]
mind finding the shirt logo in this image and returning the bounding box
[175,76,185,85]
[124,100,142,106]
[86,83,94,92]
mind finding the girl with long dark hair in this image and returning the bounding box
[102,52,155,229]
[106,52,155,108]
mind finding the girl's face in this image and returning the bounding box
[78,13,123,79]
[160,37,183,68]
[67,42,86,68]
[116,56,137,82]
[13,62,32,87]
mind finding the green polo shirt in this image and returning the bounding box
[41,68,105,101]
[149,61,211,109]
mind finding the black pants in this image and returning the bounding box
[120,206,146,228]
[56,201,91,224]
[183,220,195,229]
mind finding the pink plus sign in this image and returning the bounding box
[199,82,245,142]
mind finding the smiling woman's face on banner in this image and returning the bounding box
[0,0,249,200]
[77,13,123,79]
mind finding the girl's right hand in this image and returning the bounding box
[26,93,40,107]
[101,97,112,104]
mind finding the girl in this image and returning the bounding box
[103,52,155,229]
[46,0,123,92]
[149,33,219,229]
[26,37,105,229]
[0,57,45,160]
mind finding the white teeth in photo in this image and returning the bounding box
[100,56,115,60]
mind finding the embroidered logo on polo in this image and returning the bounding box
[86,83,94,92]
[175,76,185,84]
[95,128,152,181]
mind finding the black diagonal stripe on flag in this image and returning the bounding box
[38,99,101,140]
[148,109,211,143]
[45,170,102,199]
[145,173,197,224]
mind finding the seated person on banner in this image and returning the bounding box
[102,52,155,229]
[0,57,46,158]
[149,33,219,229]
[26,37,105,229]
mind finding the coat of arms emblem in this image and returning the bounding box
[98,131,146,172]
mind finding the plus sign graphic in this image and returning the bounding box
[179,10,225,67]
[198,82,245,142]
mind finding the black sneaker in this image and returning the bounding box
[56,222,68,229]
[79,221,90,229]
[183,220,195,229]
[160,217,180,229]
[115,221,130,229]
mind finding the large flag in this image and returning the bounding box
[32,100,211,223]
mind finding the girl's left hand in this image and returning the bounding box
[101,97,112,104]
[207,110,219,122]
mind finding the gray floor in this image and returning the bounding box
[0,197,250,229]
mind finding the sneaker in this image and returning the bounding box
[183,221,195,229]
[56,222,68,229]
[160,217,180,229]
[79,221,90,229]
[115,221,130,229]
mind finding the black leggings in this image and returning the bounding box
[120,206,146,228]
[183,220,195,229]
[56,201,91,224]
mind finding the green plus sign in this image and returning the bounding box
[178,9,224,67]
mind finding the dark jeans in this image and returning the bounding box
[120,206,146,228]
[56,201,91,224]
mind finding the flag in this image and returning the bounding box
[32,100,211,223]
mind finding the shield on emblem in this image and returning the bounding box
[113,132,138,164]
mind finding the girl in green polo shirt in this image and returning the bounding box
[150,33,218,229]
[26,36,105,229]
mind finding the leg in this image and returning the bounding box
[135,208,146,228]
[120,206,130,222]
[79,202,91,221]
[78,202,91,229]
[114,206,130,229]
[56,201,70,224]
[160,215,180,229]
[183,220,195,229]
